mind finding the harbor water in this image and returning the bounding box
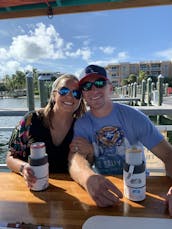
[0,97,40,164]
[1,97,172,165]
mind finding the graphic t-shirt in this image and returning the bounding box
[73,103,164,175]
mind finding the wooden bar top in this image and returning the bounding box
[0,173,171,229]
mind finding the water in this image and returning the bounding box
[1,97,172,164]
[0,97,40,164]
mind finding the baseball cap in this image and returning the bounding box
[79,64,108,84]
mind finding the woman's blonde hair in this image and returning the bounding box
[41,74,86,128]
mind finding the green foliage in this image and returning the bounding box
[164,77,172,87]
[128,74,137,84]
[121,71,172,87]
[0,82,7,91]
[1,69,39,93]
[138,71,148,83]
[121,78,129,86]
[0,69,58,97]
[148,75,158,84]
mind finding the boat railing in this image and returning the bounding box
[1,108,172,173]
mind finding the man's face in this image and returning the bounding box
[80,75,112,111]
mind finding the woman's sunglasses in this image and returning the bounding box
[80,78,107,91]
[58,87,81,100]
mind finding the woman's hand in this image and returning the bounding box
[70,137,94,163]
[22,164,37,189]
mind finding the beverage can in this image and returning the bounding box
[29,142,49,191]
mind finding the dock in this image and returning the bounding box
[137,105,172,116]
[0,103,172,175]
[0,102,172,117]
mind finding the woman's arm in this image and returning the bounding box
[6,112,37,188]
[6,151,28,175]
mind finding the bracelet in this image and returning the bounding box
[19,163,27,176]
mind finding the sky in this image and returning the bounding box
[0,4,172,79]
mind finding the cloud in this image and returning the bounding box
[99,46,116,55]
[117,51,128,59]
[9,23,67,61]
[73,34,93,47]
[155,48,172,60]
[0,22,129,79]
[0,23,95,78]
[0,48,10,60]
[73,35,90,40]
[74,68,83,78]
[89,51,129,66]
[65,48,91,61]
[71,51,130,78]
[0,61,22,76]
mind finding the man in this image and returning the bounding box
[68,64,172,215]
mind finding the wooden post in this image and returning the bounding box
[147,77,152,106]
[157,74,164,106]
[131,83,134,98]
[164,83,169,96]
[157,74,164,124]
[151,82,155,91]
[128,84,132,97]
[133,82,137,97]
[133,82,138,105]
[141,79,146,106]
[26,72,35,111]
[38,76,50,108]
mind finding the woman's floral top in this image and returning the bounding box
[8,110,74,173]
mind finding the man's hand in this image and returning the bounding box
[166,186,172,216]
[85,174,123,207]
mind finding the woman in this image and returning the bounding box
[6,73,86,189]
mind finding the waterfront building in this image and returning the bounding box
[38,71,63,80]
[106,60,172,86]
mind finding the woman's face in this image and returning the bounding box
[53,78,81,114]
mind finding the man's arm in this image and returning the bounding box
[68,151,123,207]
[68,151,95,188]
[166,186,172,216]
[151,139,172,216]
[151,139,172,178]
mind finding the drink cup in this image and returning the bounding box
[29,142,49,191]
[123,144,146,201]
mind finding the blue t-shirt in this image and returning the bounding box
[73,103,164,175]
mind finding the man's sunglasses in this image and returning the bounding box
[58,87,81,100]
[80,78,107,91]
